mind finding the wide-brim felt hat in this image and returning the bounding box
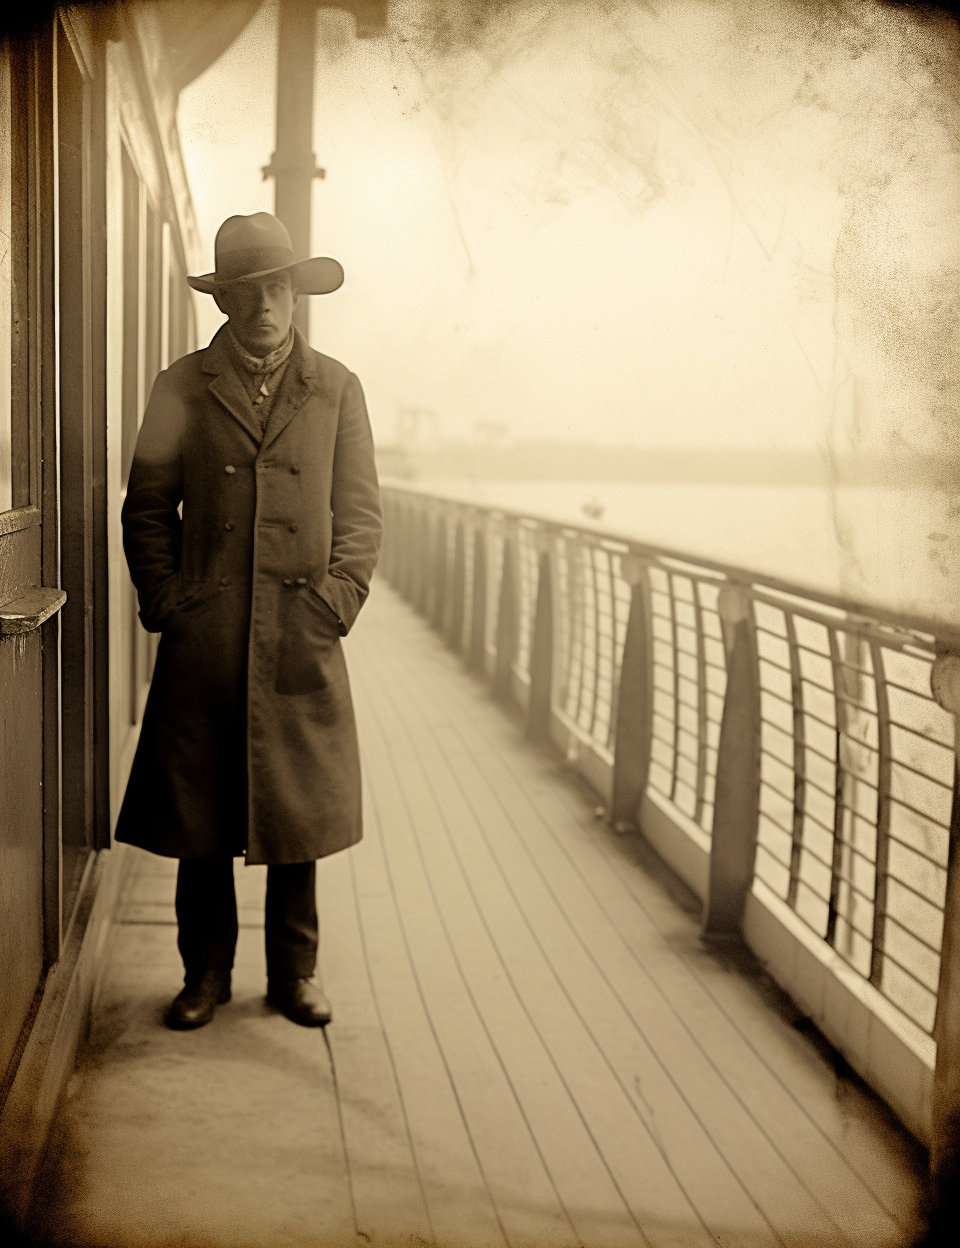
[187,212,344,295]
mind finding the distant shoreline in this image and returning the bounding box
[375,443,958,490]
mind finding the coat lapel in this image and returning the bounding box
[201,327,264,446]
[259,329,319,451]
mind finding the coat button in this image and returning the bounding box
[288,524,298,533]
[224,465,236,475]
[220,576,231,586]
[295,577,308,586]
[224,522,234,531]
[282,578,293,587]
[290,465,300,474]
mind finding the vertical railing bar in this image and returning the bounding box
[526,537,555,742]
[411,502,421,609]
[403,498,413,601]
[693,578,711,827]
[869,639,893,989]
[402,500,414,601]
[449,517,466,651]
[494,530,519,703]
[584,546,599,738]
[571,542,587,729]
[468,524,487,674]
[605,547,620,751]
[394,496,402,593]
[555,538,569,713]
[415,506,429,615]
[463,513,474,642]
[785,610,807,911]
[826,626,849,948]
[668,571,682,804]
[521,530,536,676]
[432,512,448,631]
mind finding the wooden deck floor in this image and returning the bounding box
[31,583,924,1248]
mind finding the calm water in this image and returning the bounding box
[409,479,958,626]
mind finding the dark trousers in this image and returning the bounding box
[175,857,318,982]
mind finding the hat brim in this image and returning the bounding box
[187,256,344,296]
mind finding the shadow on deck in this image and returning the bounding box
[27,584,925,1248]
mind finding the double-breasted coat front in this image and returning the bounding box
[115,327,382,865]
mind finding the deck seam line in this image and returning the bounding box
[320,1025,362,1246]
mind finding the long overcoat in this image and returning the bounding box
[115,326,382,864]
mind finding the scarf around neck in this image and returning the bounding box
[226,325,295,377]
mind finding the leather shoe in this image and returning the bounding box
[266,977,332,1027]
[166,970,231,1030]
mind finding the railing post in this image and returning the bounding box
[929,654,960,1219]
[526,531,555,742]
[432,512,449,632]
[448,518,466,652]
[468,525,487,674]
[611,554,654,832]
[381,493,396,584]
[395,498,410,598]
[493,532,519,703]
[404,500,418,602]
[702,582,762,937]
[414,507,431,616]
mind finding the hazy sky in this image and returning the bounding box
[178,0,958,459]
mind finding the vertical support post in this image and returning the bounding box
[414,508,431,616]
[448,519,466,651]
[493,534,519,703]
[432,513,448,632]
[526,534,555,742]
[398,499,413,600]
[468,526,487,674]
[401,499,414,602]
[869,640,893,990]
[378,492,393,583]
[784,612,807,910]
[929,654,960,1218]
[265,0,324,340]
[702,582,762,937]
[610,554,654,832]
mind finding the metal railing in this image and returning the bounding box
[378,482,960,1157]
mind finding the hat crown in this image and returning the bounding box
[188,211,344,296]
[215,213,293,260]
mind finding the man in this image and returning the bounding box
[116,213,381,1031]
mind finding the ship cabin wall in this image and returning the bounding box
[0,5,199,1214]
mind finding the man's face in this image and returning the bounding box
[215,271,297,356]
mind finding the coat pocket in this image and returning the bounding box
[275,583,340,697]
